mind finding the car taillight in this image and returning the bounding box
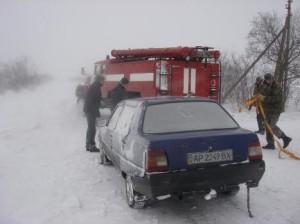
[248,139,263,161]
[145,150,169,172]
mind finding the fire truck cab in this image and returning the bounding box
[94,46,221,102]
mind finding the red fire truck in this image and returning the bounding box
[94,46,221,102]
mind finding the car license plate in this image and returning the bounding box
[187,150,233,165]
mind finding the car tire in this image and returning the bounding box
[219,185,240,196]
[125,175,147,209]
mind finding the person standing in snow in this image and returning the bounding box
[75,76,91,103]
[250,76,266,135]
[109,77,129,109]
[83,75,105,152]
[256,73,292,150]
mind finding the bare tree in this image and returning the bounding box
[0,57,50,94]
[247,11,300,106]
[221,53,255,107]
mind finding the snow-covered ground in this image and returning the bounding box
[1,77,300,224]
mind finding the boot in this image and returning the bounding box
[282,136,292,148]
[89,145,100,152]
[86,144,100,152]
[262,143,275,150]
[86,145,90,151]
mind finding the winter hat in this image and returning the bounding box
[120,77,129,85]
[264,73,273,80]
[256,76,263,82]
[94,75,105,82]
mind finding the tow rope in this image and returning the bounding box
[244,96,300,160]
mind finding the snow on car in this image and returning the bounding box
[98,97,265,208]
[1,78,300,224]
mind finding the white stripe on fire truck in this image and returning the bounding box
[191,68,196,94]
[130,73,154,81]
[183,68,189,94]
[104,74,124,82]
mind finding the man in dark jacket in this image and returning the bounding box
[109,77,129,108]
[83,75,105,152]
[251,76,265,134]
[257,73,292,149]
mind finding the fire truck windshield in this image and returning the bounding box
[142,101,238,134]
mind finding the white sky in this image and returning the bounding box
[0,0,299,76]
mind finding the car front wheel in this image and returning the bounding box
[98,142,111,165]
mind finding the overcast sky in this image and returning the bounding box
[0,0,299,76]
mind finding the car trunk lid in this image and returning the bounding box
[146,128,258,171]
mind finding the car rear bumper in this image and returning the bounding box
[133,160,265,198]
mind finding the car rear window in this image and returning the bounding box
[143,101,239,134]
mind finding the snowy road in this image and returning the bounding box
[1,77,300,224]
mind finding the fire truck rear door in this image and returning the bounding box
[183,67,197,95]
[170,66,184,96]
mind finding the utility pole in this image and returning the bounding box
[283,0,292,103]
[274,0,292,106]
[222,28,284,102]
[274,19,286,82]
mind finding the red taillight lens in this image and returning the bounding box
[145,150,169,172]
[248,139,263,161]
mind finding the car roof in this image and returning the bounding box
[124,96,216,106]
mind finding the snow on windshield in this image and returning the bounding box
[143,101,239,134]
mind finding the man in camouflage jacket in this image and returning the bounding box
[251,76,265,134]
[257,73,292,149]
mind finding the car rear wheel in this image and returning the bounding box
[125,176,147,209]
[219,185,240,196]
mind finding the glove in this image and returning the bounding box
[256,94,265,101]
